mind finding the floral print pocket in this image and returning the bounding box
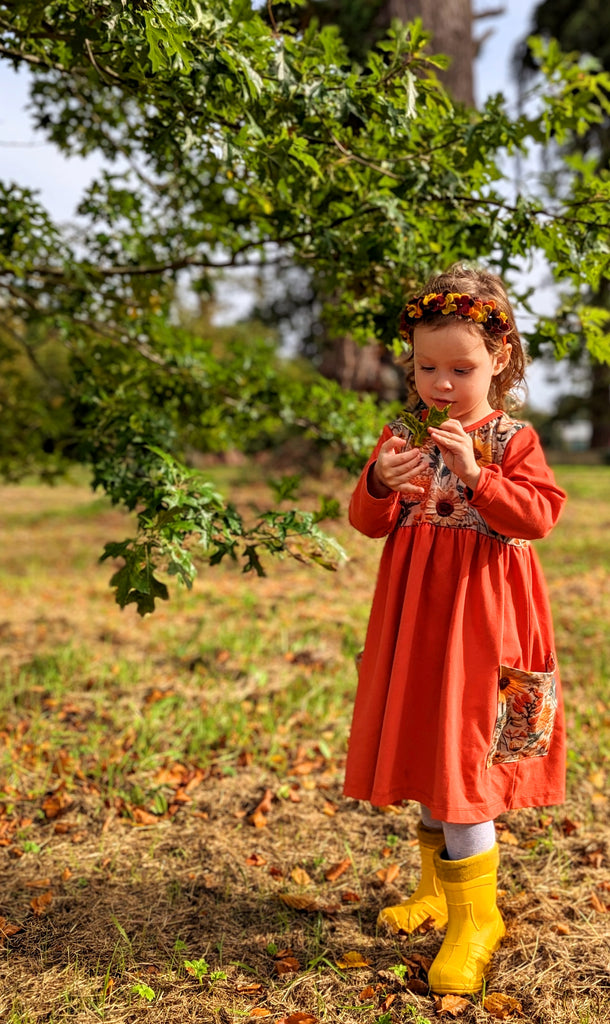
[487,654,558,768]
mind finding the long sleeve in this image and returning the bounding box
[467,425,566,540]
[348,426,403,538]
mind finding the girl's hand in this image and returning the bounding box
[427,420,481,491]
[371,436,427,497]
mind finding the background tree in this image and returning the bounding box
[1,0,610,612]
[520,1,610,450]
[258,0,503,392]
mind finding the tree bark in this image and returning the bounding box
[590,360,610,450]
[377,0,475,105]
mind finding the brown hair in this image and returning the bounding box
[398,263,528,412]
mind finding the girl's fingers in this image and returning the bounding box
[428,428,468,451]
[381,435,407,454]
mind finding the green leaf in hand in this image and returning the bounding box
[397,404,451,447]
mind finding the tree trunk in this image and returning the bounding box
[377,0,475,105]
[590,359,610,450]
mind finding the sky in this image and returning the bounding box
[0,1,568,410]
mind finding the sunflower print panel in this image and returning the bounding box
[391,411,528,545]
[486,660,558,767]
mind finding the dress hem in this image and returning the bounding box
[342,784,566,823]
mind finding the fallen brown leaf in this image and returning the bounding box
[274,956,300,976]
[250,809,268,829]
[53,821,77,834]
[246,852,267,867]
[406,978,429,994]
[497,830,520,846]
[415,914,436,933]
[407,953,434,972]
[250,789,274,828]
[249,1009,272,1018]
[341,890,361,903]
[131,808,159,826]
[335,951,371,969]
[154,762,187,785]
[375,863,400,885]
[433,993,470,1016]
[170,788,191,805]
[0,917,21,943]
[42,792,72,820]
[279,894,319,911]
[590,892,608,914]
[278,894,338,914]
[30,890,53,916]
[358,985,377,1001]
[483,992,524,1019]
[325,857,351,883]
[290,866,312,886]
[552,922,571,935]
[379,994,396,1012]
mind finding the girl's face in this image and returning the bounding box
[413,321,512,427]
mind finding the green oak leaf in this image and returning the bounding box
[398,404,451,447]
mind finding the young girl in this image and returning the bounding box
[343,264,566,995]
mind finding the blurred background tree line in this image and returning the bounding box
[1,0,609,611]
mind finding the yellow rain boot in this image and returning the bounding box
[377,823,448,934]
[427,844,506,994]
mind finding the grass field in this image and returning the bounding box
[0,464,608,1024]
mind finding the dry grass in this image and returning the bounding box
[0,466,608,1024]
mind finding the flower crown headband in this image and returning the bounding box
[399,290,512,344]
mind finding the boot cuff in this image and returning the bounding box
[434,843,500,881]
[417,822,446,849]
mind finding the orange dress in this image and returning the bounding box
[343,410,567,823]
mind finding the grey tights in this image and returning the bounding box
[420,804,496,861]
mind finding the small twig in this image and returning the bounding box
[0,43,67,73]
[267,0,278,34]
[473,6,505,19]
[0,322,53,382]
[330,134,402,180]
[84,37,122,81]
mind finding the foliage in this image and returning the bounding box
[2,0,610,607]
